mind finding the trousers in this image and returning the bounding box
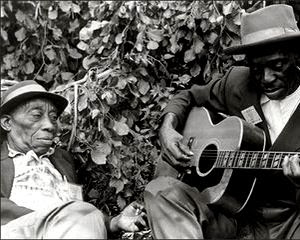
[144,159,300,239]
[1,201,107,239]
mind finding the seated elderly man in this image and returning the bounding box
[0,80,146,239]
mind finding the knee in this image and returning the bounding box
[62,201,105,221]
[145,176,196,204]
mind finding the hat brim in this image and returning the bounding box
[0,91,68,116]
[224,32,300,55]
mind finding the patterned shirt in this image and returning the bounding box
[8,146,81,211]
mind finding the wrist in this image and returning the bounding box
[161,113,178,129]
[109,215,120,233]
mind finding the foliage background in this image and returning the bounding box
[1,0,299,226]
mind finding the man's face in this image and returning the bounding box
[249,50,300,100]
[4,98,58,156]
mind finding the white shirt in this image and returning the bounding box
[8,146,75,211]
[260,84,300,144]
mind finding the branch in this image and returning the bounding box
[67,83,78,151]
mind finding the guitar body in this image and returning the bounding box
[182,107,266,214]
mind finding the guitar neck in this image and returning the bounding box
[215,150,298,170]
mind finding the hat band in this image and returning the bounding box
[242,27,299,45]
[2,84,46,105]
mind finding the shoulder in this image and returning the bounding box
[225,66,250,83]
[51,147,73,163]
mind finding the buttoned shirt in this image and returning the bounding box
[8,146,76,211]
[261,84,300,144]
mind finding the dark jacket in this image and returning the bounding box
[162,66,300,216]
[1,142,77,225]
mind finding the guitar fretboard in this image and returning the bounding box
[215,150,298,170]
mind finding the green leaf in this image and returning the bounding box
[207,32,218,44]
[91,109,100,119]
[147,41,159,50]
[101,90,117,105]
[78,92,88,112]
[147,29,164,42]
[223,2,233,16]
[109,178,124,194]
[77,41,88,51]
[91,141,112,165]
[15,10,26,22]
[194,37,204,54]
[164,54,174,59]
[113,117,130,136]
[190,63,201,77]
[15,27,26,42]
[44,46,57,61]
[68,48,83,59]
[184,48,195,63]
[61,72,74,81]
[115,33,123,44]
[138,80,150,95]
[178,74,191,84]
[48,7,58,20]
[82,55,98,70]
[71,3,81,13]
[23,61,35,74]
[58,1,72,12]
[1,28,8,41]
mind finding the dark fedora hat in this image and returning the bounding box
[0,80,68,115]
[224,4,300,55]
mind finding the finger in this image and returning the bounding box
[177,142,194,157]
[168,143,190,160]
[165,151,191,167]
[135,217,147,230]
[290,155,300,176]
[282,155,291,176]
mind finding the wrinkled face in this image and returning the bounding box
[249,50,300,100]
[1,98,58,156]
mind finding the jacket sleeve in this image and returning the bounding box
[161,67,235,128]
[1,197,33,225]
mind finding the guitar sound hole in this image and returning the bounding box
[198,144,218,174]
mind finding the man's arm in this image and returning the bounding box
[159,67,234,168]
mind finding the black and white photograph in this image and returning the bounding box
[1,1,300,239]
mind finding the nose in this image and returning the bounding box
[263,67,276,83]
[41,116,57,133]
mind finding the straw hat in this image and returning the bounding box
[0,80,68,115]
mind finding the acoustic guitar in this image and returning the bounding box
[180,107,297,215]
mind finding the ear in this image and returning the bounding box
[0,115,12,132]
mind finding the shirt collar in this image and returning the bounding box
[7,144,55,159]
[260,84,300,106]
[260,94,270,105]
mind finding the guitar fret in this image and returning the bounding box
[217,151,225,167]
[238,151,246,168]
[260,153,269,168]
[223,151,230,167]
[256,152,263,168]
[228,151,235,168]
[272,152,282,168]
[246,151,252,169]
[266,152,274,168]
[250,152,258,169]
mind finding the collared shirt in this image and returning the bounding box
[260,84,300,144]
[8,146,76,211]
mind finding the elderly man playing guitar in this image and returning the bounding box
[144,4,300,239]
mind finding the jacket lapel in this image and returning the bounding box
[239,84,272,150]
[1,142,15,198]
